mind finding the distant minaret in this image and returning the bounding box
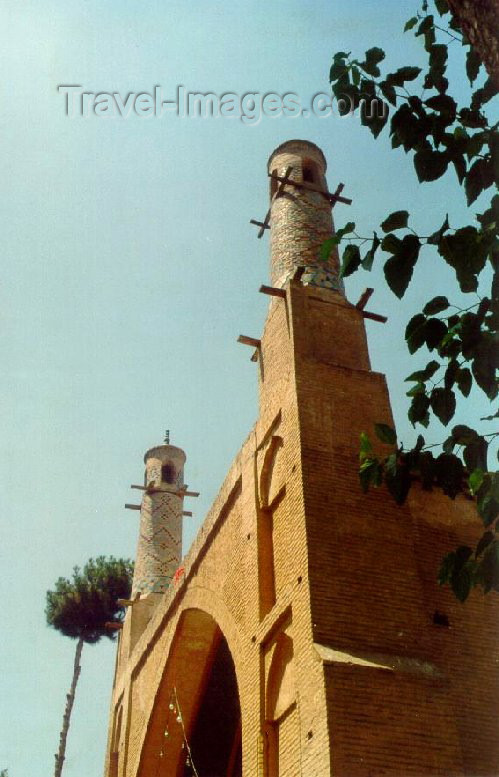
[131,436,186,598]
[268,139,344,292]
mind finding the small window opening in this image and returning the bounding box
[302,159,319,185]
[433,610,449,627]
[161,463,176,484]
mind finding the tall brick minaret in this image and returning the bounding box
[131,441,186,599]
[268,139,344,291]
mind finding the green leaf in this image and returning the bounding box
[435,452,464,498]
[409,392,430,427]
[333,51,351,61]
[379,80,397,107]
[416,15,434,36]
[449,424,480,447]
[454,369,473,404]
[359,46,385,78]
[434,0,449,15]
[414,148,449,182]
[425,94,457,118]
[374,423,397,445]
[404,16,418,32]
[466,48,481,85]
[406,313,427,354]
[480,540,499,592]
[452,560,473,602]
[339,221,355,237]
[362,232,380,271]
[423,296,449,315]
[444,358,459,390]
[469,468,485,496]
[439,226,491,293]
[339,243,361,278]
[383,234,420,298]
[359,431,373,460]
[359,457,382,492]
[472,336,498,399]
[321,222,356,260]
[428,44,448,92]
[405,360,440,382]
[406,381,425,397]
[427,214,449,245]
[465,131,486,162]
[477,474,499,526]
[430,387,456,425]
[419,450,436,487]
[381,210,409,232]
[463,437,488,474]
[465,158,494,205]
[385,461,411,505]
[319,236,339,260]
[381,233,402,253]
[459,107,487,130]
[386,66,422,86]
[424,318,447,350]
[330,60,349,81]
[438,551,455,585]
[390,104,423,152]
[471,77,498,112]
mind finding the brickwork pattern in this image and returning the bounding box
[131,445,186,597]
[268,140,344,292]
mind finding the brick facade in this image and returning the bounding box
[105,141,499,776]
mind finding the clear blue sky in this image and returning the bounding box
[0,2,491,775]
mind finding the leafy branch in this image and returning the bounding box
[326,0,499,602]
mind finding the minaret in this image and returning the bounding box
[267,139,344,291]
[131,438,186,599]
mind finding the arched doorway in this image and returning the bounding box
[183,633,242,777]
[137,608,242,777]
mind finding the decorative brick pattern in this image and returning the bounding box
[131,445,186,597]
[268,140,344,292]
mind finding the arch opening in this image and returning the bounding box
[137,608,242,777]
[302,158,320,185]
[183,634,242,776]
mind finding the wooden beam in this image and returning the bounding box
[125,503,141,511]
[250,218,270,231]
[145,484,199,497]
[268,173,352,206]
[259,284,286,298]
[105,622,123,631]
[251,166,294,239]
[131,484,146,490]
[238,334,261,348]
[250,211,271,238]
[250,349,259,363]
[356,288,374,311]
[117,598,136,607]
[362,310,388,323]
[182,511,193,517]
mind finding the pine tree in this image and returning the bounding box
[45,556,133,777]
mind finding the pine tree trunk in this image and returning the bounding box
[54,636,84,777]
